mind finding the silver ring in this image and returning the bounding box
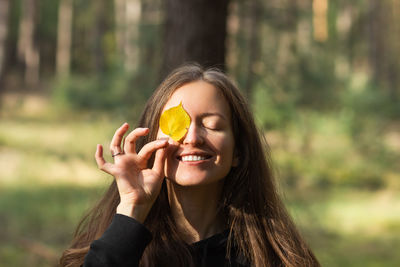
[112,152,123,157]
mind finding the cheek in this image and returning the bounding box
[164,142,179,168]
[224,144,235,163]
[214,134,235,161]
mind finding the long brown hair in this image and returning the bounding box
[60,64,320,267]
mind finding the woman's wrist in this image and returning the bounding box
[116,202,152,223]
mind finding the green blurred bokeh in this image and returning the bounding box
[1,0,399,266]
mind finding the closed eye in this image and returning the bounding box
[202,122,222,131]
[200,113,228,131]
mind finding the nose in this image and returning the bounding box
[183,122,204,145]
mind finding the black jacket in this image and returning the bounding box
[83,214,248,267]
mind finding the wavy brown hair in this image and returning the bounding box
[60,64,320,267]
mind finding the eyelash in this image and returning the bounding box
[203,124,220,131]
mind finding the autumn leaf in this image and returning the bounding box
[159,102,191,141]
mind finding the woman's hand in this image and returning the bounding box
[95,123,168,222]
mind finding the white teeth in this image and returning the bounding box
[181,155,206,162]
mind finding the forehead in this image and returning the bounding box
[163,81,231,118]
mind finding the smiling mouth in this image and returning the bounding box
[178,155,212,162]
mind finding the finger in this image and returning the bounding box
[152,146,166,176]
[123,127,150,154]
[110,123,129,154]
[137,139,168,163]
[167,138,179,146]
[95,144,114,174]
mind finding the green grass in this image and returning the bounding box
[0,99,399,266]
[285,190,400,266]
[0,185,105,267]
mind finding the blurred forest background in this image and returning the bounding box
[0,0,399,266]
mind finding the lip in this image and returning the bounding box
[176,150,213,162]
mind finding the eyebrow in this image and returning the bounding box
[199,112,228,121]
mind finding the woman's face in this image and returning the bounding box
[156,81,237,186]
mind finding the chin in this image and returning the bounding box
[165,176,223,187]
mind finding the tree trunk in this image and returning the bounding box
[114,0,141,72]
[124,0,141,72]
[17,0,40,87]
[56,0,73,77]
[0,0,10,82]
[161,0,230,77]
[93,0,107,74]
[312,0,328,42]
[114,0,126,57]
[244,0,262,106]
[368,0,400,100]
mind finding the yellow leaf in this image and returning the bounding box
[159,102,191,141]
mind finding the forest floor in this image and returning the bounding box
[0,93,399,266]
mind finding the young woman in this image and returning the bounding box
[60,64,320,267]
